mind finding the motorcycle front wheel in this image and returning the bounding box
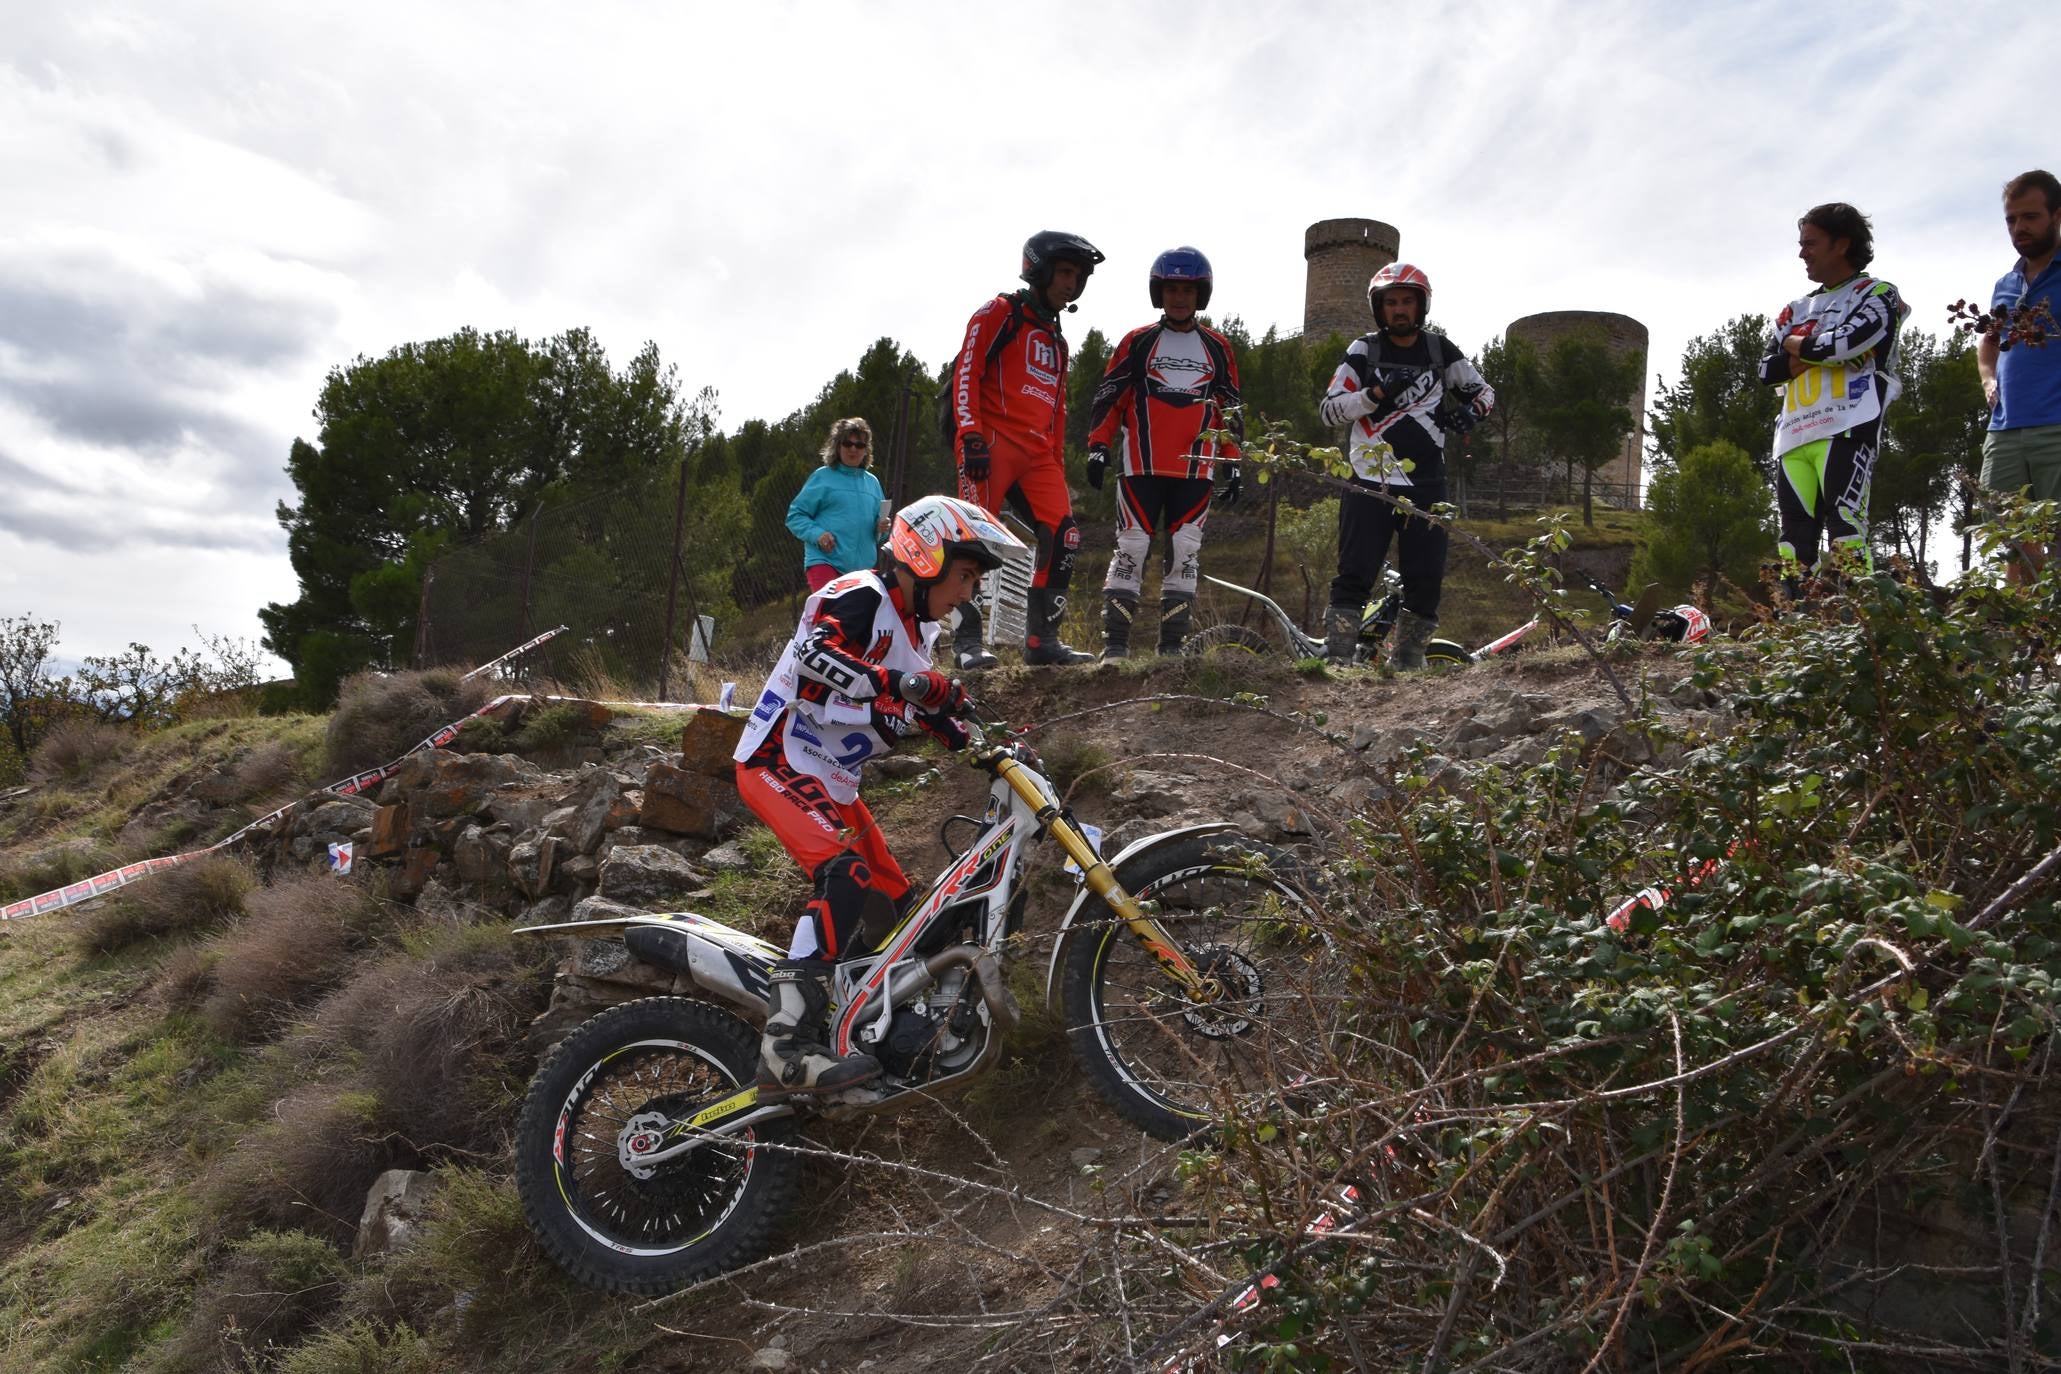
[514,997,800,1294]
[1061,834,1339,1141]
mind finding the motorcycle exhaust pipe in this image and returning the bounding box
[923,946,1021,1031]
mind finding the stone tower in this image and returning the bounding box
[1506,310,1650,505]
[1303,218,1399,344]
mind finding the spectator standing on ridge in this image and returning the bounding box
[1978,169,2061,583]
[785,417,889,593]
[1756,202,1907,599]
[947,230,1105,668]
[1085,246,1244,658]
[1316,263,1493,668]
[734,495,1025,1096]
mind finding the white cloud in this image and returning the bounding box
[0,0,2038,667]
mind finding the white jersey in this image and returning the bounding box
[735,570,939,803]
[1766,274,1907,459]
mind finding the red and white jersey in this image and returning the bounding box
[950,291,1069,467]
[1087,321,1243,479]
[735,570,940,804]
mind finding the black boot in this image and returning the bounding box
[1323,604,1361,664]
[758,960,881,1096]
[1156,594,1194,655]
[1387,608,1437,670]
[1102,592,1137,660]
[953,602,998,672]
[1025,589,1094,665]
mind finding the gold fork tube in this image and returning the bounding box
[994,755,1206,996]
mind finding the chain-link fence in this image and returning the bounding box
[413,456,1601,695]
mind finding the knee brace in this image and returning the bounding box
[1164,521,1205,599]
[807,851,874,960]
[1105,524,1149,596]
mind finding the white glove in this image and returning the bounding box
[1318,386,1381,428]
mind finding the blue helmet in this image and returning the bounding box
[1149,246,1213,310]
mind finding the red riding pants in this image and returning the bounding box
[735,733,910,961]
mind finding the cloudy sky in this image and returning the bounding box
[0,1,2034,670]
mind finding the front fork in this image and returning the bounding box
[994,756,1209,999]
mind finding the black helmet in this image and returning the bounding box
[1020,230,1105,292]
[1149,246,1213,310]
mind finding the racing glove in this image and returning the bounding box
[896,669,967,716]
[1085,444,1110,490]
[1317,386,1381,428]
[1217,462,1243,507]
[918,711,971,752]
[959,433,991,483]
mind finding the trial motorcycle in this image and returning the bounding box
[511,708,1333,1294]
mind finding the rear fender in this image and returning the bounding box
[518,911,779,1018]
[1042,822,1241,1008]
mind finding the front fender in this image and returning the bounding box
[1042,822,1241,1008]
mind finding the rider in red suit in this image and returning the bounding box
[948,230,1105,667]
[1085,246,1243,656]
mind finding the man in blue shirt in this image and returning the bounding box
[1978,168,2061,583]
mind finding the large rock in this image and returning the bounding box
[301,797,375,841]
[366,803,411,858]
[355,1168,444,1260]
[640,761,748,839]
[599,844,707,907]
[484,790,557,833]
[380,751,528,818]
[508,835,560,900]
[453,824,511,889]
[680,709,747,778]
[546,769,621,856]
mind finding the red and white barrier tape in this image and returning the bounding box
[1,685,757,926]
[1160,1184,1366,1374]
[460,625,569,681]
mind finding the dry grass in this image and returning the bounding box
[74,851,258,955]
[199,1079,394,1246]
[156,1228,349,1372]
[323,669,491,778]
[29,717,129,782]
[234,739,307,801]
[199,875,381,1043]
[293,923,551,1154]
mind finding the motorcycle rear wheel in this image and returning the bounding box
[1061,834,1337,1141]
[514,997,800,1294]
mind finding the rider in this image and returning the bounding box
[733,495,1027,1096]
[948,230,1106,668]
[1317,263,1494,668]
[1085,246,1244,657]
[1756,202,1907,598]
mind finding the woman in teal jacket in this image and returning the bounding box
[787,417,890,591]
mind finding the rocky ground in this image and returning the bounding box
[0,641,1711,1373]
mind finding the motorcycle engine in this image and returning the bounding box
[875,1008,949,1080]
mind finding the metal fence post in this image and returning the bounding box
[658,457,691,701]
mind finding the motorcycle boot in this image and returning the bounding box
[758,959,881,1097]
[1388,608,1437,671]
[1024,588,1095,665]
[1156,593,1195,655]
[1323,604,1361,665]
[952,602,998,672]
[1101,591,1137,660]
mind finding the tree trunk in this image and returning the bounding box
[1582,465,1595,527]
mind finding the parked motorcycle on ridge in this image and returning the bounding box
[511,705,1332,1295]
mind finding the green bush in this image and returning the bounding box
[1084,498,2061,1369]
